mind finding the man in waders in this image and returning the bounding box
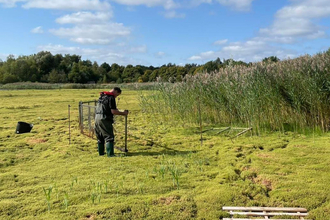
[95,87,129,157]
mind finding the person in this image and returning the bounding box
[94,87,129,157]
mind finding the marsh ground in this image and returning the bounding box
[0,89,330,220]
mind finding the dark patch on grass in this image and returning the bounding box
[234,168,241,175]
[236,153,245,158]
[121,206,132,214]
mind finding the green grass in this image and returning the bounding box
[0,89,330,219]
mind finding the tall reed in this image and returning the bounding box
[141,49,330,133]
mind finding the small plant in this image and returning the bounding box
[90,191,98,204]
[70,176,78,189]
[195,159,204,172]
[43,186,53,212]
[90,181,102,204]
[63,192,69,210]
[104,179,109,193]
[159,165,167,179]
[168,165,181,189]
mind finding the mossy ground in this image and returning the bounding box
[0,89,329,220]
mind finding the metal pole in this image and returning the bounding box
[124,114,128,152]
[88,105,91,131]
[78,101,82,127]
[68,105,71,145]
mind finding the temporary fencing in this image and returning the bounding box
[78,100,97,137]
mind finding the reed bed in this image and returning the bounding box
[141,49,330,133]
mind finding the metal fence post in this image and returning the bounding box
[78,101,82,128]
[88,105,91,132]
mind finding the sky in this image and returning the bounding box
[0,0,329,67]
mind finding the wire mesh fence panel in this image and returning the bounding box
[79,101,97,137]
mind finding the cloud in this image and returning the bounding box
[128,45,147,53]
[0,0,25,7]
[188,39,297,62]
[215,0,254,11]
[163,10,185,18]
[260,18,325,39]
[37,44,99,55]
[190,0,254,11]
[56,11,113,24]
[49,22,131,45]
[22,0,111,11]
[188,0,330,63]
[259,0,330,42]
[213,39,228,45]
[0,53,9,61]
[155,51,166,58]
[189,55,202,61]
[36,44,146,65]
[31,26,43,33]
[110,0,179,10]
[276,0,330,19]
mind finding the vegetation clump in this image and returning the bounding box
[142,49,330,133]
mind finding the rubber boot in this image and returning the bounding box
[106,142,115,157]
[98,142,105,156]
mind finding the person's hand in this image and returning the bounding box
[124,110,129,115]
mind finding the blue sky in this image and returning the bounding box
[0,0,329,66]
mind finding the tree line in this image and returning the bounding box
[0,51,279,84]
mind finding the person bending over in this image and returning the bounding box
[94,87,129,157]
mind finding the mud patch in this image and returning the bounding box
[156,195,181,205]
[27,138,47,144]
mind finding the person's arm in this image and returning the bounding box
[111,109,128,115]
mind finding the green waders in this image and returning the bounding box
[106,142,114,157]
[98,142,105,156]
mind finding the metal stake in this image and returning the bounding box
[68,105,71,145]
[125,114,128,152]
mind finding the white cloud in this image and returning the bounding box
[215,0,254,11]
[260,18,325,39]
[276,1,330,19]
[56,11,113,24]
[128,45,147,53]
[22,0,111,11]
[189,39,297,62]
[213,39,228,45]
[0,53,9,61]
[31,26,43,33]
[36,44,146,65]
[189,55,202,61]
[188,0,254,10]
[189,0,329,63]
[259,0,329,42]
[0,0,25,7]
[37,44,98,54]
[49,23,131,45]
[110,0,179,10]
[155,51,166,58]
[201,51,215,56]
[163,10,185,18]
[189,0,330,63]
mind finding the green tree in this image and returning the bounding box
[48,69,67,83]
[142,70,152,82]
[109,63,124,83]
[263,56,280,63]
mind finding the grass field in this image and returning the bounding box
[1,89,330,220]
